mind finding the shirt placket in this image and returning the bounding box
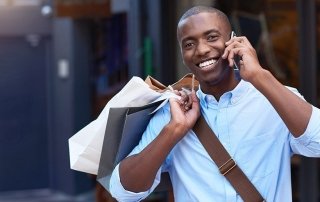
[216,96,231,152]
[217,95,238,201]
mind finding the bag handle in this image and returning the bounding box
[145,73,199,92]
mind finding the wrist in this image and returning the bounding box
[249,68,272,88]
[166,121,189,140]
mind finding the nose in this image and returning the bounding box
[196,40,210,56]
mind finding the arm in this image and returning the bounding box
[119,91,200,192]
[249,69,311,137]
[223,36,312,137]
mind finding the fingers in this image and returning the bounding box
[226,36,250,46]
[169,86,200,114]
[190,90,200,111]
[185,95,193,111]
[223,36,252,68]
[223,46,242,68]
[169,89,200,128]
[179,90,191,111]
[173,88,198,112]
[172,89,181,96]
[172,89,191,110]
[183,90,200,111]
[222,41,241,59]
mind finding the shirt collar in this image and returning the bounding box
[197,79,250,108]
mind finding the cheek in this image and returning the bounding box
[212,41,226,53]
[182,51,193,64]
[208,37,226,47]
[220,45,226,54]
[182,54,190,66]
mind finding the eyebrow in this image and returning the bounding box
[204,29,220,36]
[180,28,221,44]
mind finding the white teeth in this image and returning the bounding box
[199,59,217,68]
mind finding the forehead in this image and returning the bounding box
[177,12,227,41]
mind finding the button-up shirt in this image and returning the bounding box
[109,80,320,202]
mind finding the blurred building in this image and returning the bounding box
[0,0,318,201]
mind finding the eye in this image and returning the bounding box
[207,35,218,41]
[183,42,194,49]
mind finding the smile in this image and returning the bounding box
[198,58,218,69]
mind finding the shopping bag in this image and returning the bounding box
[96,100,164,189]
[96,73,199,191]
[69,76,165,175]
[68,73,198,175]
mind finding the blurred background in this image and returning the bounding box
[0,0,319,201]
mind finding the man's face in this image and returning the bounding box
[177,12,231,86]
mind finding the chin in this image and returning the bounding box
[202,67,231,86]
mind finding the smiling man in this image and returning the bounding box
[109,6,320,202]
[178,7,235,96]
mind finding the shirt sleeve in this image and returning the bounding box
[290,106,320,157]
[109,104,172,201]
[109,164,163,202]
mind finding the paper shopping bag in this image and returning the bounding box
[96,73,199,191]
[68,76,163,175]
[69,73,199,176]
[96,100,164,190]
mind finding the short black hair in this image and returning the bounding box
[178,6,230,29]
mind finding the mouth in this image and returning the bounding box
[197,58,219,70]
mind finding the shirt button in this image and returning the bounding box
[231,97,238,104]
[207,96,214,102]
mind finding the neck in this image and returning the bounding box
[201,70,240,101]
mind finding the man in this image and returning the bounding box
[109,6,320,201]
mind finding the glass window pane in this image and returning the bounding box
[13,0,42,6]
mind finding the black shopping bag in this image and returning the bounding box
[96,99,169,191]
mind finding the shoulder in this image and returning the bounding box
[149,101,171,129]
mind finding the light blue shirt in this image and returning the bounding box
[109,80,320,202]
